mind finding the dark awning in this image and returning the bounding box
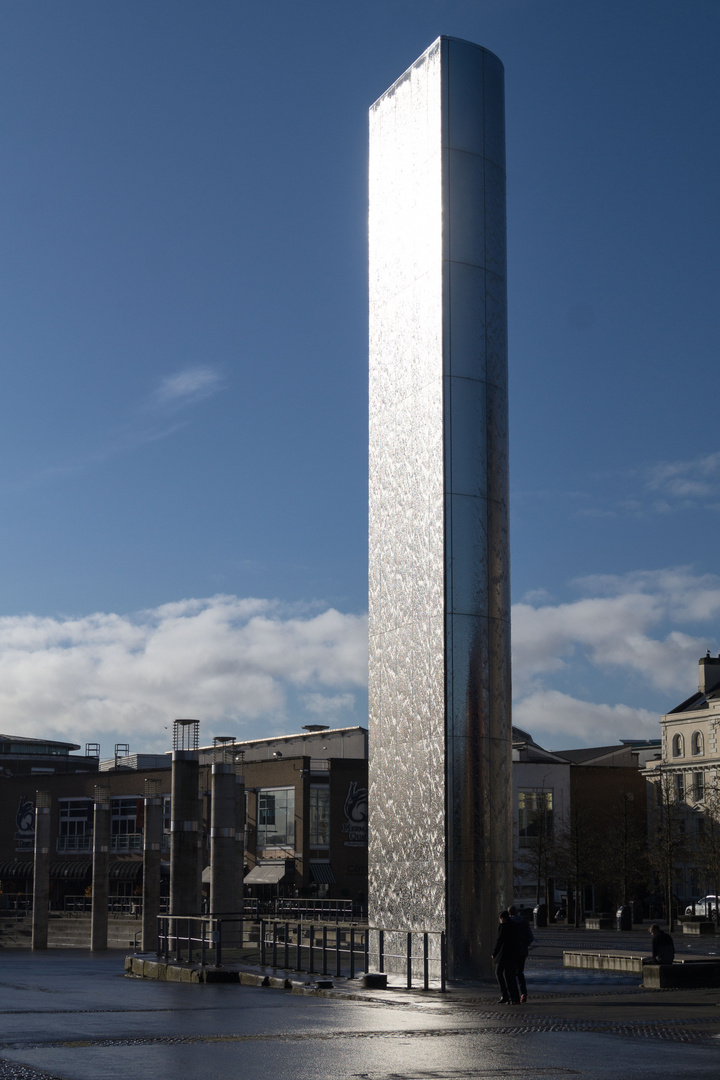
[0,860,34,880]
[50,861,92,880]
[309,862,336,884]
[244,863,286,885]
[109,860,142,881]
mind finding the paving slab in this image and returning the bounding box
[0,945,718,1079]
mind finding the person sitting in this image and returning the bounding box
[649,924,675,964]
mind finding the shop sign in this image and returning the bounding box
[15,795,35,852]
[341,781,368,847]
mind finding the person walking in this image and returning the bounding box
[492,910,520,1004]
[508,904,534,1003]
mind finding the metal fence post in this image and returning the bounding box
[406,932,412,990]
[363,926,369,975]
[260,919,266,967]
[272,921,278,968]
[285,922,290,970]
[349,927,355,980]
[440,931,446,993]
[308,924,315,975]
[217,918,222,967]
[423,932,429,991]
[378,929,384,974]
[296,922,302,971]
[335,927,342,978]
[322,925,328,976]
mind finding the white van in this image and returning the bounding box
[684,895,719,917]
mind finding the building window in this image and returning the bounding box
[111,798,142,852]
[518,790,553,847]
[57,799,93,851]
[309,786,330,848]
[693,772,705,802]
[257,787,295,849]
[672,733,684,758]
[691,731,704,756]
[674,773,685,801]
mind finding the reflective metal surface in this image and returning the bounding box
[368,37,511,980]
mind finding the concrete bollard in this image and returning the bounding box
[142,792,163,952]
[31,791,51,950]
[91,786,111,951]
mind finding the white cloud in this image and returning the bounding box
[0,596,367,755]
[511,565,720,747]
[512,566,719,696]
[154,366,222,407]
[513,689,659,746]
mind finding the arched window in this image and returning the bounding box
[672,733,684,758]
[691,731,704,756]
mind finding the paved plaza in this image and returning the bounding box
[0,928,718,1079]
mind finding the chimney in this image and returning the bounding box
[698,654,720,695]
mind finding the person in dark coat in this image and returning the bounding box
[508,904,534,1002]
[492,910,520,1003]
[649,924,675,963]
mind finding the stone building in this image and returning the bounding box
[644,655,720,903]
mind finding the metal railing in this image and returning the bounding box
[154,916,446,990]
[368,927,446,992]
[275,898,354,922]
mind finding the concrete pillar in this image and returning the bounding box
[169,751,202,914]
[91,786,110,951]
[141,792,163,952]
[31,791,51,950]
[210,764,245,915]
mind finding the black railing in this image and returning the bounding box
[154,916,445,990]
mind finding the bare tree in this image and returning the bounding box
[555,801,599,928]
[517,788,556,909]
[597,790,649,912]
[648,772,687,931]
[694,772,720,927]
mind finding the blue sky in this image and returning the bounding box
[0,0,718,754]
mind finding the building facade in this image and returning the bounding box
[644,655,720,904]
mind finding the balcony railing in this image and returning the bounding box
[56,833,145,852]
[56,836,91,852]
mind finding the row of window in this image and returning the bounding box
[257,786,330,849]
[655,772,707,804]
[58,784,331,853]
[671,731,704,758]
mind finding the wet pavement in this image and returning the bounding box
[0,937,717,1079]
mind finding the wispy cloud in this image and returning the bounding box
[579,451,720,520]
[0,597,367,754]
[1,366,225,496]
[152,366,223,409]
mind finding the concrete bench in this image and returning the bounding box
[563,950,645,974]
[682,921,716,935]
[643,959,720,988]
[563,949,720,988]
[584,917,615,931]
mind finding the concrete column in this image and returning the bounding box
[91,787,110,951]
[169,751,202,915]
[141,794,163,952]
[209,765,245,916]
[31,791,51,950]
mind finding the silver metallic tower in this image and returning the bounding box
[368,37,511,980]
